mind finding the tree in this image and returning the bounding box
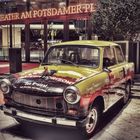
[92,0,140,41]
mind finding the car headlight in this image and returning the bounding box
[0,79,12,94]
[63,86,81,104]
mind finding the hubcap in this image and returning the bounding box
[86,108,98,134]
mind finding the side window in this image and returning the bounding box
[103,46,116,67]
[115,46,125,63]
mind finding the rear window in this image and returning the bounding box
[115,46,125,63]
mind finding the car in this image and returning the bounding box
[0,40,134,138]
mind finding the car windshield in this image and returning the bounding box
[42,45,99,68]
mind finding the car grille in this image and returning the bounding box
[11,91,66,112]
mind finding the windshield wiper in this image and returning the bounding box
[57,58,78,66]
[41,59,78,66]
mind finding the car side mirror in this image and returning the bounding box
[103,67,112,73]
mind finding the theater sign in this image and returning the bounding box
[0,3,96,23]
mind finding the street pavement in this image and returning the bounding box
[0,82,140,140]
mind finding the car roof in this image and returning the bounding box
[53,40,119,47]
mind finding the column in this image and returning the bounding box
[87,20,92,40]
[63,0,69,41]
[25,22,30,62]
[9,23,13,48]
[63,20,69,41]
[44,20,48,54]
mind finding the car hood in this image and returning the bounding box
[12,65,99,94]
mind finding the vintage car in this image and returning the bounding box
[0,40,134,138]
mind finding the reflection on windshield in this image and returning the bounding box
[43,45,99,68]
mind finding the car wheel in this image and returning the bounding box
[123,82,131,104]
[80,104,102,138]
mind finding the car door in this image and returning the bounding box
[103,46,125,108]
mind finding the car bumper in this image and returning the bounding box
[0,105,86,127]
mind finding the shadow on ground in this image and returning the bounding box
[0,100,130,140]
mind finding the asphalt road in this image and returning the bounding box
[0,85,140,140]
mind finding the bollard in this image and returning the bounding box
[9,48,22,73]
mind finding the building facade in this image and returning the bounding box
[0,0,97,62]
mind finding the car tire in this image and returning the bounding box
[80,104,102,138]
[123,82,131,104]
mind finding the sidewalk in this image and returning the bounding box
[0,62,39,75]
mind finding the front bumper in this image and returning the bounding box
[0,105,86,127]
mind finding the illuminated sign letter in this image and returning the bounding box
[62,7,71,14]
[90,3,96,12]
[52,8,57,16]
[37,10,43,17]
[33,10,38,18]
[57,8,65,15]
[76,5,83,13]
[70,6,77,14]
[42,9,48,17]
[47,9,52,16]
[84,4,91,13]
[14,13,20,20]
[11,13,20,20]
[0,14,5,21]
